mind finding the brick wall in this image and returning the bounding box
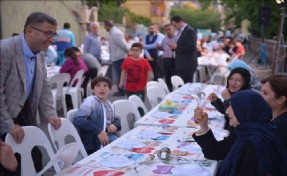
[249,37,278,67]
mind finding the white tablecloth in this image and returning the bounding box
[135,83,226,130]
[56,125,228,176]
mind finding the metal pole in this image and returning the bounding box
[274,6,286,74]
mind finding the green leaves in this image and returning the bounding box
[199,0,284,39]
[170,7,221,32]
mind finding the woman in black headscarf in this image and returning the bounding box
[193,90,287,175]
[208,67,251,129]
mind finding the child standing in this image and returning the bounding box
[73,76,121,155]
[119,43,152,102]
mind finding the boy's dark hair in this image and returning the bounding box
[91,76,112,90]
[131,43,143,50]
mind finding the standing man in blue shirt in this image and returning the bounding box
[0,12,61,173]
[84,22,102,63]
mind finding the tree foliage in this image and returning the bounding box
[199,0,285,39]
[170,6,221,32]
[84,0,125,7]
[125,10,153,26]
[97,2,125,24]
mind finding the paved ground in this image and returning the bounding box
[243,51,273,80]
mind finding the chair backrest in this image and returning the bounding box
[147,86,165,108]
[50,73,71,97]
[5,126,57,176]
[171,75,185,90]
[36,142,80,176]
[97,65,109,76]
[112,99,141,136]
[146,81,159,88]
[147,81,166,97]
[48,118,88,158]
[67,109,79,122]
[128,95,148,115]
[158,78,170,94]
[68,69,85,89]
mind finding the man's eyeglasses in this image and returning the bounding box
[30,26,58,38]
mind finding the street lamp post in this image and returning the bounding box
[274,0,287,75]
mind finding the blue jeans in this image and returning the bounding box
[113,59,125,95]
[108,133,118,142]
[56,51,66,66]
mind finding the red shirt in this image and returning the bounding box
[121,57,151,92]
[236,44,245,60]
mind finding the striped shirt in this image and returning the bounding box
[161,35,177,58]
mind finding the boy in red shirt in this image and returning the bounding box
[119,43,152,102]
[234,39,245,60]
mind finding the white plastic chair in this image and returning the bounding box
[5,126,60,176]
[36,142,80,176]
[158,78,170,94]
[147,86,165,108]
[50,73,71,118]
[67,109,78,123]
[146,81,159,88]
[86,78,93,97]
[97,65,109,76]
[128,95,148,115]
[48,118,88,158]
[112,100,141,136]
[63,69,85,109]
[209,66,230,86]
[194,66,206,83]
[171,75,185,90]
[147,81,166,97]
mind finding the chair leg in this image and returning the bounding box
[70,92,79,109]
[62,97,67,118]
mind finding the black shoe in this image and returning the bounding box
[113,92,125,96]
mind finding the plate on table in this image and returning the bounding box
[166,95,186,102]
[137,130,161,139]
[152,112,174,119]
[171,164,210,176]
[115,140,145,149]
[179,143,202,154]
[100,155,135,168]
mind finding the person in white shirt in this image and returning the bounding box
[104,20,129,96]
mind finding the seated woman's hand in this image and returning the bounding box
[194,106,209,133]
[208,93,218,102]
[97,131,110,145]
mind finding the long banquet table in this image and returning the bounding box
[55,125,228,176]
[135,83,226,130]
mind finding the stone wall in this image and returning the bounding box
[0,1,127,46]
[249,37,277,67]
[0,0,84,46]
